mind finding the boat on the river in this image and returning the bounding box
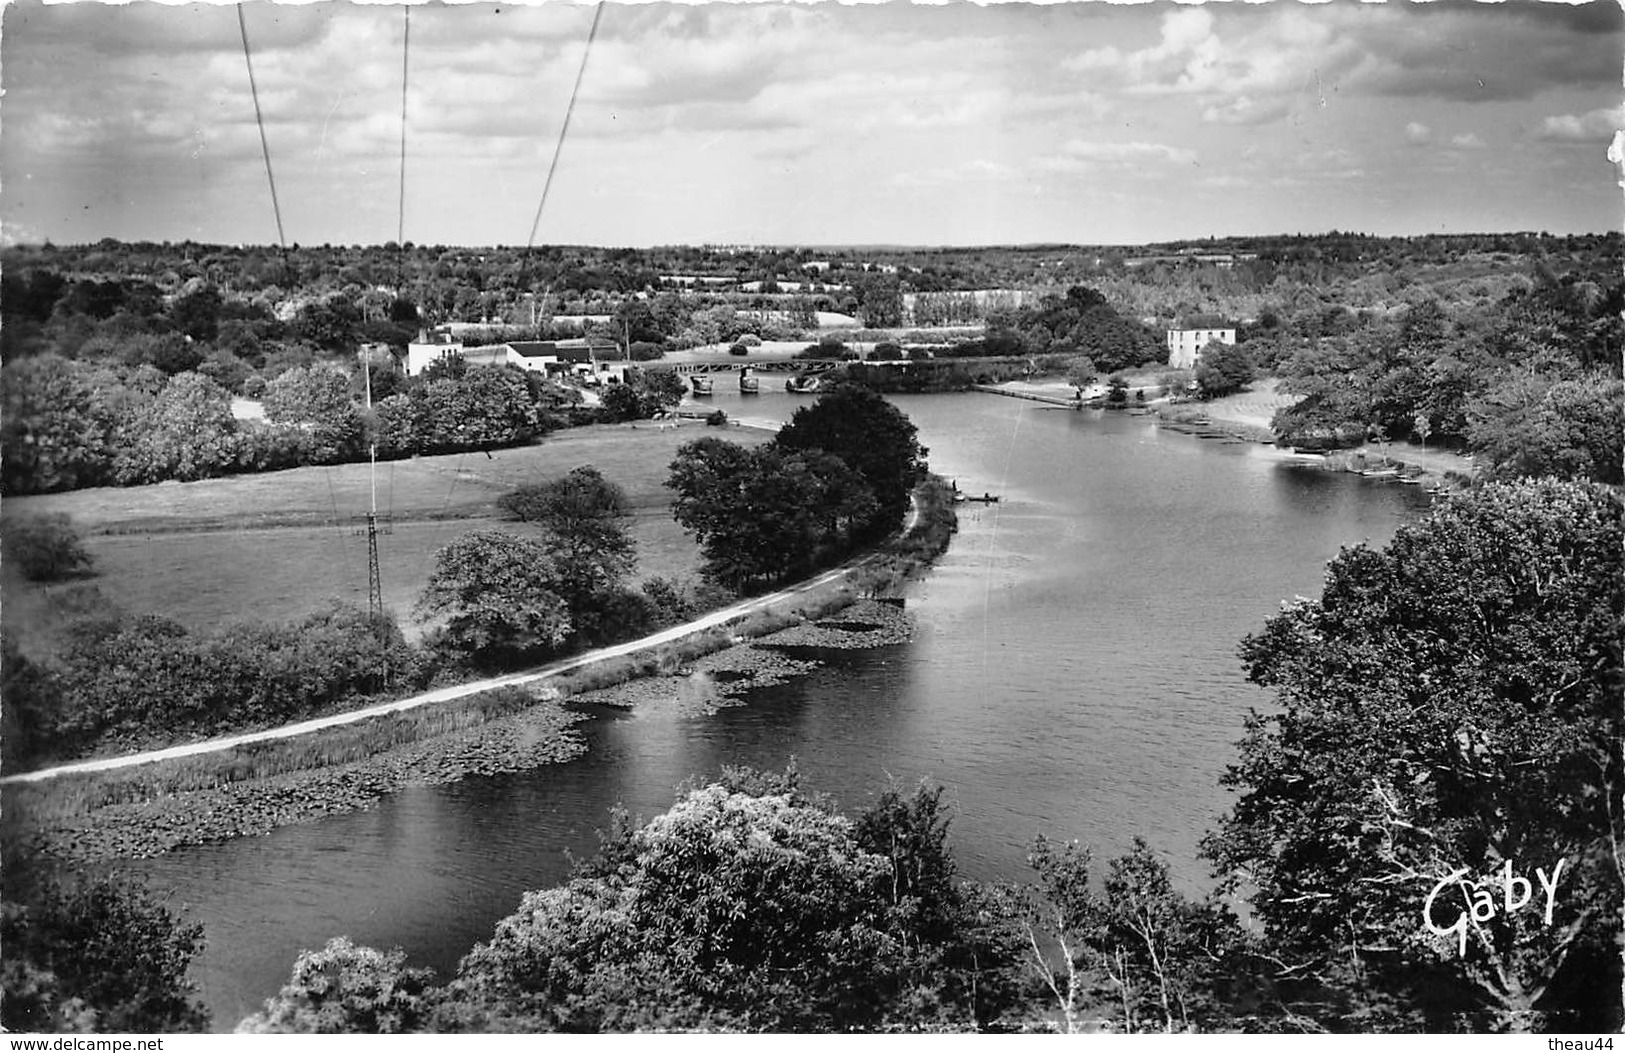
[739,369,760,394]
[785,372,822,393]
[690,374,713,395]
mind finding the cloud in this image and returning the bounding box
[889,158,1020,190]
[1539,105,1625,142]
[1038,139,1197,173]
[1449,133,1487,151]
[1405,122,1432,145]
[1200,96,1292,127]
[1059,2,1622,123]
[1064,7,1359,104]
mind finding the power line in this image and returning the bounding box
[397,4,410,291]
[236,4,288,270]
[525,2,604,253]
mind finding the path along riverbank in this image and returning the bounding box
[3,483,956,864]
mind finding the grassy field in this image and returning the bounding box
[2,422,768,655]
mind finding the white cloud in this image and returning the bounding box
[1449,133,1487,151]
[1540,104,1625,142]
[1405,121,1432,145]
[1038,139,1197,172]
[1065,7,1357,102]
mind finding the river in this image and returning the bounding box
[128,388,1430,1028]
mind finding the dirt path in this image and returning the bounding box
[1,496,918,787]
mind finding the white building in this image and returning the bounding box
[405,332,616,377]
[1166,327,1237,369]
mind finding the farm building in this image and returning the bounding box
[405,331,618,377]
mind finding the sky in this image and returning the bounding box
[2,0,1621,248]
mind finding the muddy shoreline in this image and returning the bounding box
[9,602,915,865]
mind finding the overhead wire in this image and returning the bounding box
[396,4,410,294]
[525,2,604,254]
[520,2,606,331]
[236,4,290,282]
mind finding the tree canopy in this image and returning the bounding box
[1204,480,1623,1031]
[1,873,209,1034]
[668,438,877,591]
[774,384,925,537]
[415,531,572,666]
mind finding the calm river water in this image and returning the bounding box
[130,388,1429,1028]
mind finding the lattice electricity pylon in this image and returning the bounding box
[351,512,395,624]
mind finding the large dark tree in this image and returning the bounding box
[668,438,876,591]
[2,872,209,1033]
[415,531,571,666]
[773,385,924,536]
[1193,341,1254,399]
[496,466,640,641]
[443,768,1025,1032]
[1204,480,1623,1032]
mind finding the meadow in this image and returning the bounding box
[1,422,768,656]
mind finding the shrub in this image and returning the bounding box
[728,342,749,357]
[3,514,95,582]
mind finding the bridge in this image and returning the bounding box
[652,360,843,375]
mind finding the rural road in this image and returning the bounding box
[2,492,921,787]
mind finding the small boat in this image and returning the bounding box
[690,374,713,395]
[1361,467,1400,478]
[739,369,760,394]
[785,373,821,393]
[963,492,1000,504]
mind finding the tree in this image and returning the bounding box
[1193,341,1253,399]
[168,284,223,342]
[497,466,637,631]
[1466,371,1624,485]
[1,633,66,769]
[450,770,1008,1032]
[419,367,539,452]
[1,872,209,1033]
[634,369,686,412]
[596,382,649,423]
[668,439,876,591]
[1204,480,1623,1031]
[1020,837,1252,1034]
[2,513,95,582]
[127,372,240,483]
[1066,358,1098,398]
[238,938,441,1034]
[415,531,571,666]
[0,356,120,493]
[263,363,363,463]
[773,385,924,537]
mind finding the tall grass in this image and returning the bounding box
[3,685,555,827]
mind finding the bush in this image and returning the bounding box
[3,514,95,582]
[728,342,749,357]
[1,872,210,1033]
[705,409,728,426]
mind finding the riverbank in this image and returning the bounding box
[2,482,958,864]
[6,601,921,865]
